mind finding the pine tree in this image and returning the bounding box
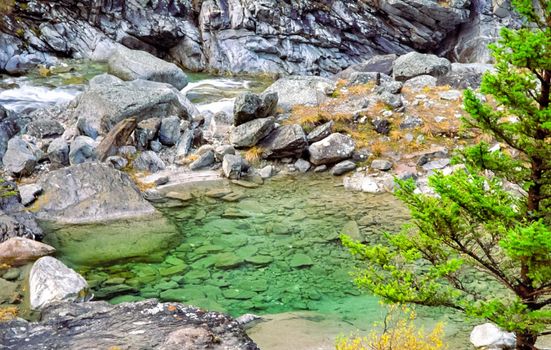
[342,1,551,348]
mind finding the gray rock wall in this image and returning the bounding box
[0,0,509,76]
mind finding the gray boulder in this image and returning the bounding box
[294,159,311,173]
[0,114,20,162]
[2,137,37,176]
[25,120,65,139]
[0,300,259,350]
[47,138,69,168]
[33,162,157,224]
[205,112,233,142]
[19,184,42,207]
[259,125,308,159]
[190,150,215,170]
[403,75,438,90]
[222,154,244,179]
[331,160,356,176]
[69,136,97,165]
[264,76,336,111]
[132,151,166,173]
[470,323,516,350]
[371,159,393,171]
[230,117,275,148]
[337,54,397,79]
[234,92,278,126]
[135,118,161,150]
[108,46,188,90]
[73,79,195,139]
[159,116,181,146]
[309,133,356,165]
[105,156,128,170]
[29,256,91,310]
[393,52,451,81]
[307,121,334,143]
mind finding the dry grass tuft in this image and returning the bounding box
[243,146,264,164]
[0,306,18,322]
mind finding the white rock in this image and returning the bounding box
[470,323,516,350]
[30,256,91,310]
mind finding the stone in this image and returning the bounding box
[403,75,438,90]
[400,115,424,129]
[393,52,451,81]
[230,117,275,148]
[118,145,138,158]
[176,129,194,158]
[214,253,244,269]
[165,192,193,202]
[307,121,334,143]
[0,278,17,304]
[470,323,516,350]
[245,255,274,266]
[331,160,356,176]
[214,145,236,162]
[105,156,128,170]
[258,125,308,159]
[289,254,314,268]
[135,118,161,150]
[314,165,327,173]
[2,137,37,176]
[371,159,393,171]
[108,46,188,90]
[69,136,97,165]
[205,112,233,142]
[95,118,137,161]
[132,151,166,173]
[372,118,391,135]
[74,79,195,139]
[342,220,361,241]
[264,76,336,111]
[258,165,275,179]
[0,237,55,267]
[47,138,69,168]
[231,180,260,189]
[26,120,65,139]
[19,184,42,206]
[29,256,90,310]
[222,154,244,180]
[0,300,258,349]
[437,63,494,89]
[159,116,182,146]
[422,158,451,171]
[347,72,381,86]
[377,91,403,109]
[377,81,403,95]
[337,54,397,79]
[33,163,157,224]
[190,150,215,171]
[233,92,278,126]
[294,159,311,173]
[309,133,355,166]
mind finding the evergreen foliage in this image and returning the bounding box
[342,1,550,348]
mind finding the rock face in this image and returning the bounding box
[309,133,356,165]
[0,0,509,77]
[33,162,157,224]
[0,300,259,350]
[29,256,91,310]
[72,78,195,138]
[108,46,188,89]
[0,237,55,267]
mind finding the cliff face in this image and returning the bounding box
[0,0,511,75]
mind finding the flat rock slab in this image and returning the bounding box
[0,237,55,267]
[0,300,259,350]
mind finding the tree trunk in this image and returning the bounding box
[516,332,537,350]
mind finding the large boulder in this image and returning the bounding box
[29,256,90,310]
[264,76,336,111]
[73,78,197,139]
[233,92,278,126]
[222,154,244,179]
[259,125,308,159]
[0,237,55,267]
[159,116,182,146]
[2,137,37,176]
[309,133,356,165]
[393,52,451,81]
[108,46,188,90]
[0,300,259,350]
[230,117,275,148]
[33,162,157,224]
[25,120,65,139]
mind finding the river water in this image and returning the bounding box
[0,62,473,349]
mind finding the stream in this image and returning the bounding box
[0,62,472,349]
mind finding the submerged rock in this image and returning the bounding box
[29,256,90,310]
[33,162,157,224]
[0,300,259,349]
